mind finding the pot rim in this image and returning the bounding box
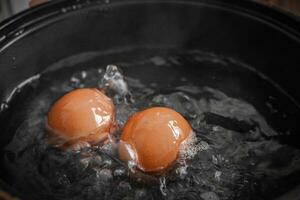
[0,0,300,53]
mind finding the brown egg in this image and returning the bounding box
[119,107,192,173]
[47,88,116,150]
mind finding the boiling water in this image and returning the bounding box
[2,51,300,200]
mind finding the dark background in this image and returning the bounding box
[0,0,300,22]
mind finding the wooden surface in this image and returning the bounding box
[259,0,300,15]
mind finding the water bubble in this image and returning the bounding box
[199,141,209,151]
[95,168,113,182]
[103,158,112,167]
[101,65,131,101]
[114,168,127,177]
[80,157,92,169]
[159,177,167,196]
[81,154,103,169]
[176,164,188,179]
[179,131,199,160]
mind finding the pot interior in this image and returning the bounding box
[0,1,300,199]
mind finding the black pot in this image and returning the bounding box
[0,0,300,199]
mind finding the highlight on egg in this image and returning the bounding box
[119,107,193,173]
[46,88,116,150]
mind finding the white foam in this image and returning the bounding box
[179,131,199,161]
[101,65,130,96]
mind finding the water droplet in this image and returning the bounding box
[159,177,167,196]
